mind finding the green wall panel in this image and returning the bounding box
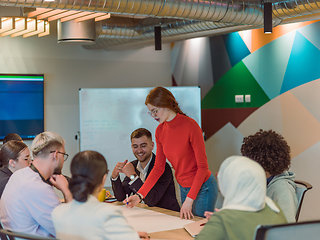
[202,61,270,109]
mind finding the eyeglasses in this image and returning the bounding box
[50,151,69,161]
[147,108,159,117]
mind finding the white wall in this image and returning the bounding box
[0,23,172,183]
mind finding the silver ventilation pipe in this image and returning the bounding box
[85,24,255,50]
[273,0,320,19]
[2,0,320,24]
[84,17,249,49]
[84,16,251,49]
[0,0,276,51]
[2,0,320,49]
[0,0,268,25]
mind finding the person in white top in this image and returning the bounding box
[52,150,149,240]
[0,131,72,237]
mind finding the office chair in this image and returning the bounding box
[294,180,312,222]
[0,229,56,240]
[254,220,320,240]
[214,180,313,219]
[0,219,9,240]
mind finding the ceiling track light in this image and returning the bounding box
[154,26,162,51]
[0,17,49,38]
[264,2,273,34]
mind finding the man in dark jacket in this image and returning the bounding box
[111,128,180,211]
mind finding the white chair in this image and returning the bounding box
[254,220,320,240]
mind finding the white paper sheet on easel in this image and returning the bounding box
[115,205,194,233]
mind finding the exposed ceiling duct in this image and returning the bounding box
[1,0,320,50]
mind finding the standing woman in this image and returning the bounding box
[0,140,31,197]
[127,86,218,219]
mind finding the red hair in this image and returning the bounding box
[145,86,186,116]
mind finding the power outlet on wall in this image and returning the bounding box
[235,95,244,103]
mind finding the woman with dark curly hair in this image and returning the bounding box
[240,129,298,222]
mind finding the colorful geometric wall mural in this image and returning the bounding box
[172,19,320,140]
[171,19,320,221]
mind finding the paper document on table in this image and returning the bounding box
[116,205,194,233]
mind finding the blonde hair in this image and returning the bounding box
[31,132,65,157]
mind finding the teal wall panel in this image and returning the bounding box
[243,31,295,100]
[281,31,320,94]
[223,33,250,67]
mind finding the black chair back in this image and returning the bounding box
[0,229,56,240]
[294,180,312,222]
[254,220,320,240]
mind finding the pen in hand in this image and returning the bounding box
[126,194,129,205]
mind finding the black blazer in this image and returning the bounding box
[111,153,180,212]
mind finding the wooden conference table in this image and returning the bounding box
[112,202,204,240]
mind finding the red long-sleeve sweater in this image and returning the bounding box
[138,113,211,200]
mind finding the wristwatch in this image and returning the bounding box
[129,174,138,181]
[136,193,143,202]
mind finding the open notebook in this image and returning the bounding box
[184,218,208,237]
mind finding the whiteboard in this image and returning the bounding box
[79,87,201,186]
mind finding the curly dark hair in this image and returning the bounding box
[240,129,291,176]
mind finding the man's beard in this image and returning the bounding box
[53,165,62,175]
[136,152,152,163]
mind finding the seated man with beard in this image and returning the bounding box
[111,128,180,212]
[0,132,72,237]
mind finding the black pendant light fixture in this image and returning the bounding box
[264,2,272,34]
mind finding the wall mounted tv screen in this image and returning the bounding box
[0,74,44,140]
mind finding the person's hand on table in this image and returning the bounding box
[204,208,220,220]
[180,197,194,220]
[204,211,214,220]
[123,194,141,208]
[138,231,149,239]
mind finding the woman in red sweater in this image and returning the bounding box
[126,87,218,219]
